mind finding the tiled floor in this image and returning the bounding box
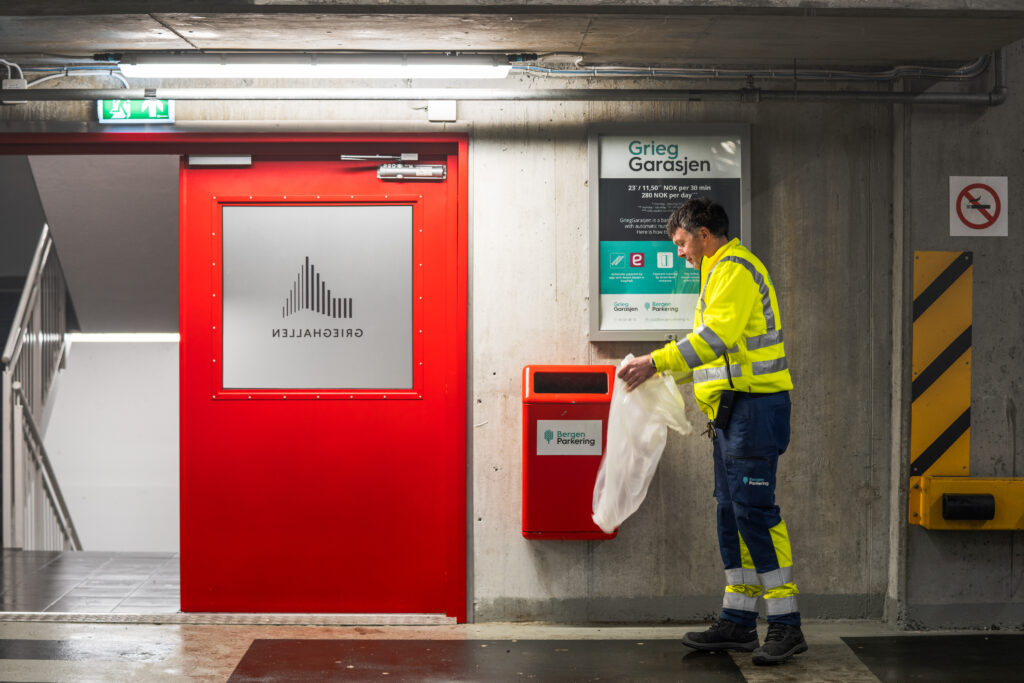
[0,550,179,614]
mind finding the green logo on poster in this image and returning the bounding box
[644,302,651,310]
[544,429,554,444]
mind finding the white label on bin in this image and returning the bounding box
[537,420,603,455]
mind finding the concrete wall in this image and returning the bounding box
[42,341,179,553]
[0,77,920,623]
[898,39,1024,628]
[465,98,892,621]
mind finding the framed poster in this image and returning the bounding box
[588,125,750,341]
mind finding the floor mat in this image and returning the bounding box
[843,634,1024,682]
[228,639,745,682]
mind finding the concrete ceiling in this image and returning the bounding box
[2,2,1024,68]
[28,156,179,333]
[8,2,1024,333]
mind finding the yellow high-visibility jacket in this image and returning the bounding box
[651,238,793,419]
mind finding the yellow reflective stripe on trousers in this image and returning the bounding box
[763,585,799,616]
[738,532,755,570]
[725,568,759,586]
[760,519,799,616]
[723,533,761,612]
[758,567,793,589]
[725,584,763,599]
[768,520,794,570]
[723,586,760,611]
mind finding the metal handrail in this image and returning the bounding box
[2,223,51,367]
[12,382,82,550]
[2,222,76,551]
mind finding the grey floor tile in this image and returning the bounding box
[0,600,54,611]
[111,604,181,614]
[2,550,182,615]
[67,586,139,598]
[46,597,122,613]
[80,579,146,589]
[131,590,181,601]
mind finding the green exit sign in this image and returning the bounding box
[97,99,175,124]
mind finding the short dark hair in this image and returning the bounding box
[666,197,729,238]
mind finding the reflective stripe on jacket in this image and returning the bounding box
[651,238,793,419]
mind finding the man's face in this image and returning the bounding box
[671,225,706,269]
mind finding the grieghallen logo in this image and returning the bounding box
[282,256,352,319]
[273,256,363,339]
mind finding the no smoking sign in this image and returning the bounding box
[950,176,1008,236]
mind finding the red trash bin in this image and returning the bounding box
[522,365,617,540]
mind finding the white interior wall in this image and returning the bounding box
[42,341,179,552]
[0,156,46,276]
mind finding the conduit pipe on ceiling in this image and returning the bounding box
[0,50,1006,107]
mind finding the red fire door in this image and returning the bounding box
[179,138,467,619]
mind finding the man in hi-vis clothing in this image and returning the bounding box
[618,197,807,666]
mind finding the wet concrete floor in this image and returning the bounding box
[0,620,1017,682]
[2,551,1017,681]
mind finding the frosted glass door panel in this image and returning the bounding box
[221,204,413,389]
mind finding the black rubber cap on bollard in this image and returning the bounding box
[942,493,996,521]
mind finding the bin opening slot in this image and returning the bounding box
[533,372,608,395]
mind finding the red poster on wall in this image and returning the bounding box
[179,138,467,619]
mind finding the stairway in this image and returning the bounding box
[0,276,25,349]
[0,275,26,460]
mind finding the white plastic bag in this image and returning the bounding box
[592,354,693,534]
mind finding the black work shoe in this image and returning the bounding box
[752,622,808,665]
[681,619,759,652]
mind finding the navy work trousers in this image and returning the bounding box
[712,390,800,627]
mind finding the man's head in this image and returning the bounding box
[665,197,730,269]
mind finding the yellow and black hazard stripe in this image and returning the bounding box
[910,251,972,477]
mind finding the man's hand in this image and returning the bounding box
[617,354,657,392]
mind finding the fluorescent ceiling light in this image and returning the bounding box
[69,333,180,343]
[119,54,512,79]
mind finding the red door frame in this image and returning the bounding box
[0,132,469,621]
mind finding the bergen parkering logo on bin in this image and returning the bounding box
[538,420,602,455]
[271,256,364,340]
